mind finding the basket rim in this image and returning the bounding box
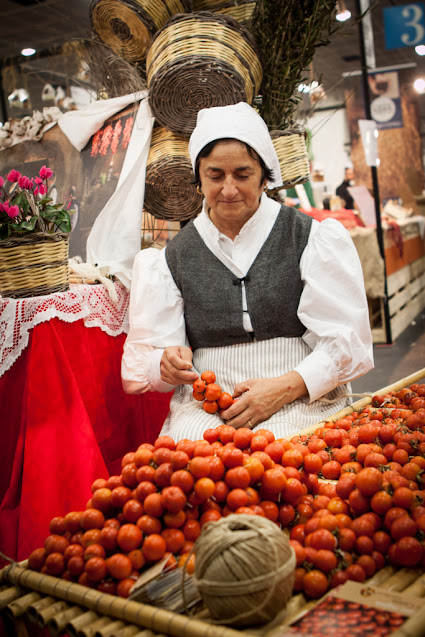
[0,233,69,249]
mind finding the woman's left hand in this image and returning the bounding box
[221,371,308,429]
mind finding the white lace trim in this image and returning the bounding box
[0,281,129,377]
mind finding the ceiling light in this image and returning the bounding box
[415,45,425,56]
[21,47,36,56]
[336,0,351,21]
[414,78,425,93]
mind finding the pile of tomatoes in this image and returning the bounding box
[192,370,234,414]
[28,379,425,603]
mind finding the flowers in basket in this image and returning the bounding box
[0,166,72,241]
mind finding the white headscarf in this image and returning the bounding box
[188,102,283,188]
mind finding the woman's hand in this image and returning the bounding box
[221,371,308,429]
[160,346,199,386]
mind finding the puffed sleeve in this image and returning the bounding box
[121,247,188,393]
[294,218,374,402]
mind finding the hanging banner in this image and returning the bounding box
[358,119,379,167]
[383,3,425,49]
[367,70,403,129]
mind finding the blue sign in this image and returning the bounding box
[383,3,425,49]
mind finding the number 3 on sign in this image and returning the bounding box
[383,3,425,50]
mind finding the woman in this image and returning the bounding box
[122,102,373,441]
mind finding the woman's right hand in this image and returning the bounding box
[160,346,199,386]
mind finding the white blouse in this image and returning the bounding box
[121,194,374,402]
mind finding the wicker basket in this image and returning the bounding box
[144,127,203,221]
[192,0,256,26]
[270,128,310,191]
[146,11,263,136]
[0,233,69,299]
[89,0,188,63]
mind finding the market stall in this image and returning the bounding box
[1,368,425,637]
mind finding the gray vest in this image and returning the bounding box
[165,205,313,349]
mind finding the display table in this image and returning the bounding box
[0,282,172,565]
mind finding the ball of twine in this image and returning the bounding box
[193,514,296,627]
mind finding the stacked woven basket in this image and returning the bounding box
[88,0,310,235]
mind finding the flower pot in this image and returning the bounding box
[0,233,69,299]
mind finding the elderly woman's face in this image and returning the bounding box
[198,140,266,236]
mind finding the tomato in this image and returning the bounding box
[225,466,251,490]
[390,536,423,566]
[355,467,383,497]
[355,535,374,555]
[99,526,118,552]
[222,446,244,468]
[320,461,341,480]
[84,557,107,583]
[218,392,234,409]
[121,462,139,488]
[303,570,329,598]
[201,370,216,384]
[370,490,393,515]
[345,563,366,582]
[182,519,201,542]
[200,510,222,525]
[337,528,356,551]
[137,514,162,536]
[356,555,376,578]
[390,516,417,541]
[161,528,185,554]
[309,529,337,551]
[84,543,106,561]
[283,478,304,505]
[44,534,69,555]
[67,555,85,576]
[193,378,206,393]
[383,507,409,530]
[250,435,269,452]
[161,486,186,513]
[282,449,304,468]
[122,498,144,523]
[303,453,323,474]
[28,547,47,571]
[233,428,254,449]
[163,510,186,529]
[227,488,249,510]
[177,552,196,574]
[44,552,66,576]
[141,534,167,562]
[194,477,216,501]
[312,549,337,573]
[290,540,306,566]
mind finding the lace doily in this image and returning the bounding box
[0,281,130,377]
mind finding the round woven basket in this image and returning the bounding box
[89,0,187,63]
[0,233,69,299]
[146,11,263,136]
[144,127,203,221]
[192,0,256,26]
[270,128,310,190]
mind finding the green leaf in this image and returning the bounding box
[40,208,71,233]
[17,217,38,232]
[11,191,29,213]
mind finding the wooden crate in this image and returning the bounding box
[368,255,425,343]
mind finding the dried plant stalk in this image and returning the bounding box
[251,0,338,129]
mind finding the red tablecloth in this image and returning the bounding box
[0,284,172,566]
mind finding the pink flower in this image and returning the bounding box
[2,202,9,212]
[39,165,53,179]
[0,176,4,188]
[7,205,20,218]
[18,176,33,189]
[34,177,43,185]
[35,184,47,196]
[7,169,21,183]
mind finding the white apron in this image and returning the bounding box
[159,336,350,442]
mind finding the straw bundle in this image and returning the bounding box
[144,127,203,220]
[270,128,310,190]
[146,12,263,136]
[89,0,187,63]
[0,233,69,299]
[192,0,256,26]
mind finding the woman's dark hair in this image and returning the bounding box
[193,138,274,186]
